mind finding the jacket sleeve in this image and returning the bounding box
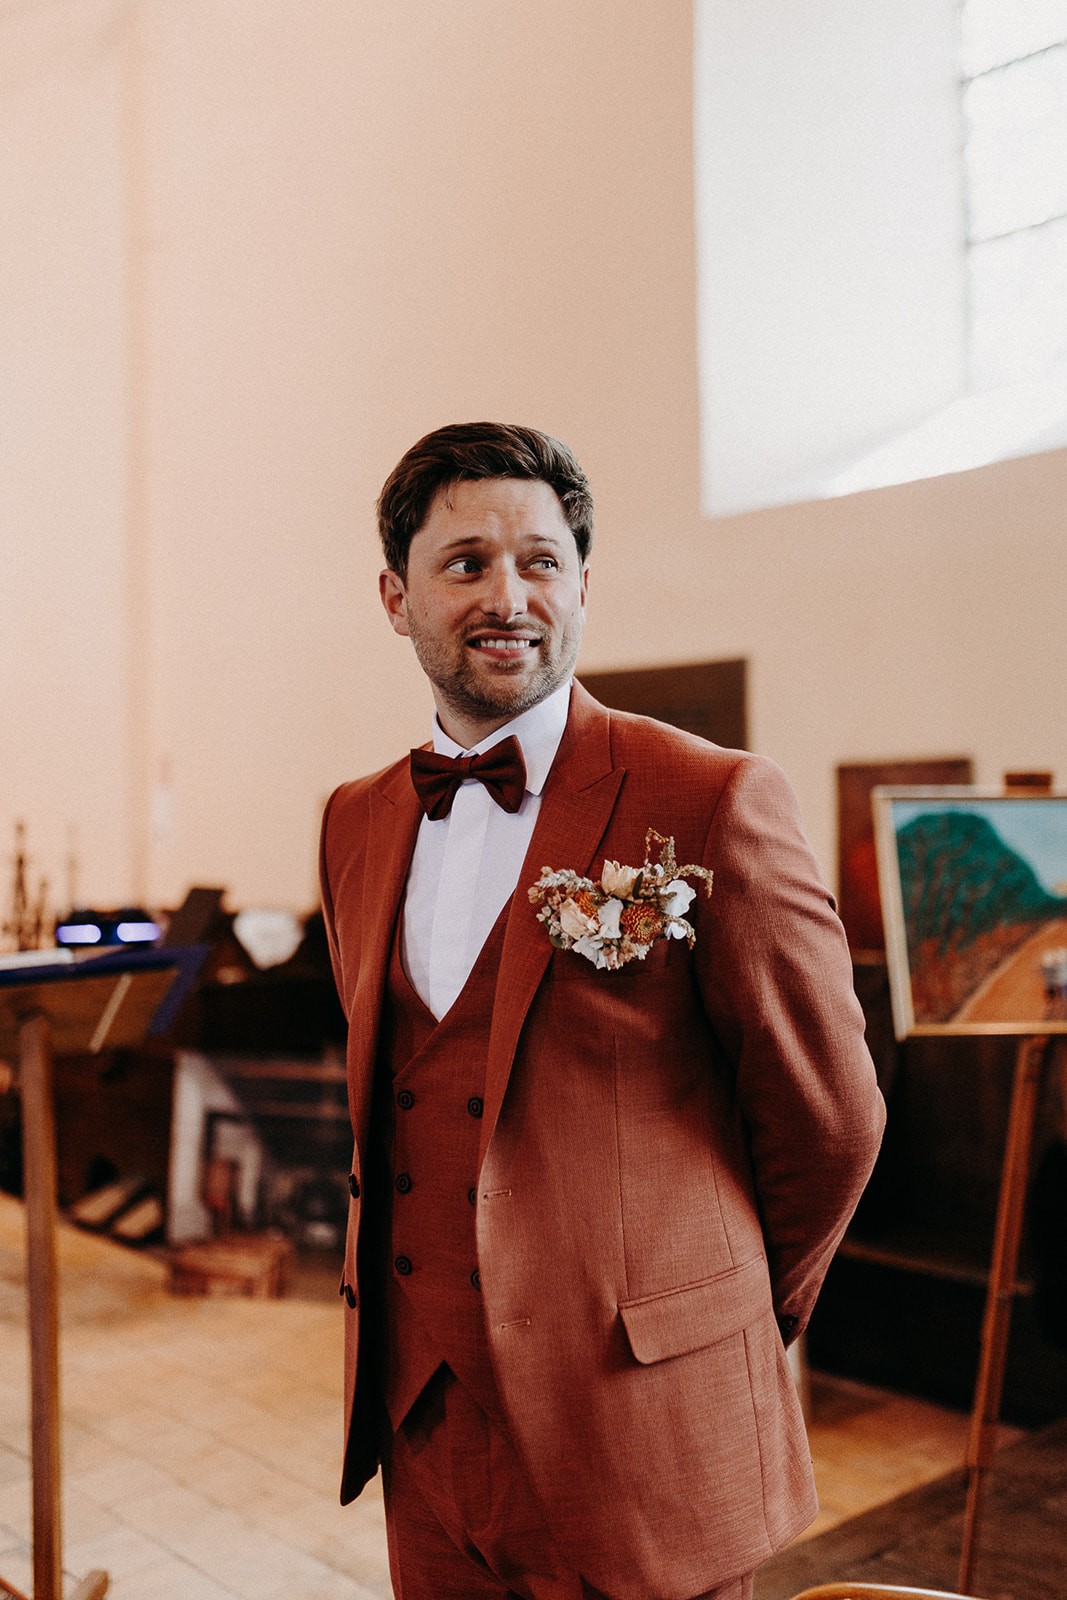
[694,753,885,1342]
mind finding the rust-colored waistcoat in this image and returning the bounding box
[379,910,509,1430]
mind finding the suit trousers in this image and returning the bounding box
[381,1366,754,1600]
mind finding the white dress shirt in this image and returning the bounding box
[401,681,571,1020]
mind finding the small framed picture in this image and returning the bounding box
[873,787,1067,1038]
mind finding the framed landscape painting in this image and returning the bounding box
[873,787,1067,1038]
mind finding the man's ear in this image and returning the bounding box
[379,568,410,637]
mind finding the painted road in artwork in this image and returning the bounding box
[954,915,1067,1025]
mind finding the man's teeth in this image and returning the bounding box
[474,638,536,650]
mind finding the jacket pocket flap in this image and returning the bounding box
[618,1255,771,1365]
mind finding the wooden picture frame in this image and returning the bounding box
[836,758,972,952]
[873,786,1067,1038]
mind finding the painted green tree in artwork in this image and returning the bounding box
[897,811,1062,961]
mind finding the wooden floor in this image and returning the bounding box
[757,1414,1067,1600]
[0,1194,1021,1598]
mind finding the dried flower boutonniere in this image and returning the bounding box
[528,829,713,970]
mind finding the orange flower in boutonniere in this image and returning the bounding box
[528,829,713,971]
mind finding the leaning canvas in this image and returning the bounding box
[873,787,1067,1038]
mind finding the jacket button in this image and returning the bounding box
[397,1089,415,1110]
[777,1312,799,1342]
[395,1255,413,1276]
[344,1283,357,1309]
[467,1186,477,1207]
[470,1269,481,1290]
[395,1172,412,1194]
[467,1096,484,1118]
[348,1174,360,1198]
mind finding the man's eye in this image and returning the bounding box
[529,557,559,571]
[446,558,480,575]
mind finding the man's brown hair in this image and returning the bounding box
[377,421,594,577]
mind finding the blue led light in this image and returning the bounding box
[55,924,103,945]
[53,907,159,949]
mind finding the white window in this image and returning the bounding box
[694,1,1067,514]
[962,0,1067,389]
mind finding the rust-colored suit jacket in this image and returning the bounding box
[319,683,885,1599]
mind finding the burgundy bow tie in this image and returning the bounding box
[409,734,527,820]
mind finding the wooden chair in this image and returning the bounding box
[790,1585,986,1600]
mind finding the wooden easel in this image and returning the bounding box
[873,771,1067,1589]
[0,957,178,1600]
[958,1031,1064,1592]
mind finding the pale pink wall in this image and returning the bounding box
[134,0,703,910]
[683,447,1067,875]
[3,0,1066,919]
[0,1,136,912]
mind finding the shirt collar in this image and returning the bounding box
[431,680,572,798]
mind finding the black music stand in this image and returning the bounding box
[0,949,193,1600]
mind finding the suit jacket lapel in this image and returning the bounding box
[480,685,624,1165]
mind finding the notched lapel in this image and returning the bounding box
[480,692,624,1164]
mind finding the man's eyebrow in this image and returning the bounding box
[437,534,488,554]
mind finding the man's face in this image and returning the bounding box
[380,477,589,748]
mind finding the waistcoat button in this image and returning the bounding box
[467,1096,484,1118]
[348,1174,360,1198]
[344,1283,358,1309]
[470,1269,481,1290]
[395,1172,412,1194]
[397,1089,415,1110]
[467,1186,477,1207]
[395,1255,413,1276]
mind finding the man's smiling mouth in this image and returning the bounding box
[469,636,539,651]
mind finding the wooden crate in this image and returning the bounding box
[166,1233,293,1298]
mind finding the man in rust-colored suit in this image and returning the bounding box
[319,423,885,1600]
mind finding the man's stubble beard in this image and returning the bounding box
[406,619,583,734]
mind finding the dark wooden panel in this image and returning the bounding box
[53,1048,174,1210]
[577,658,747,750]
[809,958,1067,1426]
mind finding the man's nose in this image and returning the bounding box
[482,565,526,619]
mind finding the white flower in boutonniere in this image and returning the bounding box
[601,860,641,899]
[528,829,714,970]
